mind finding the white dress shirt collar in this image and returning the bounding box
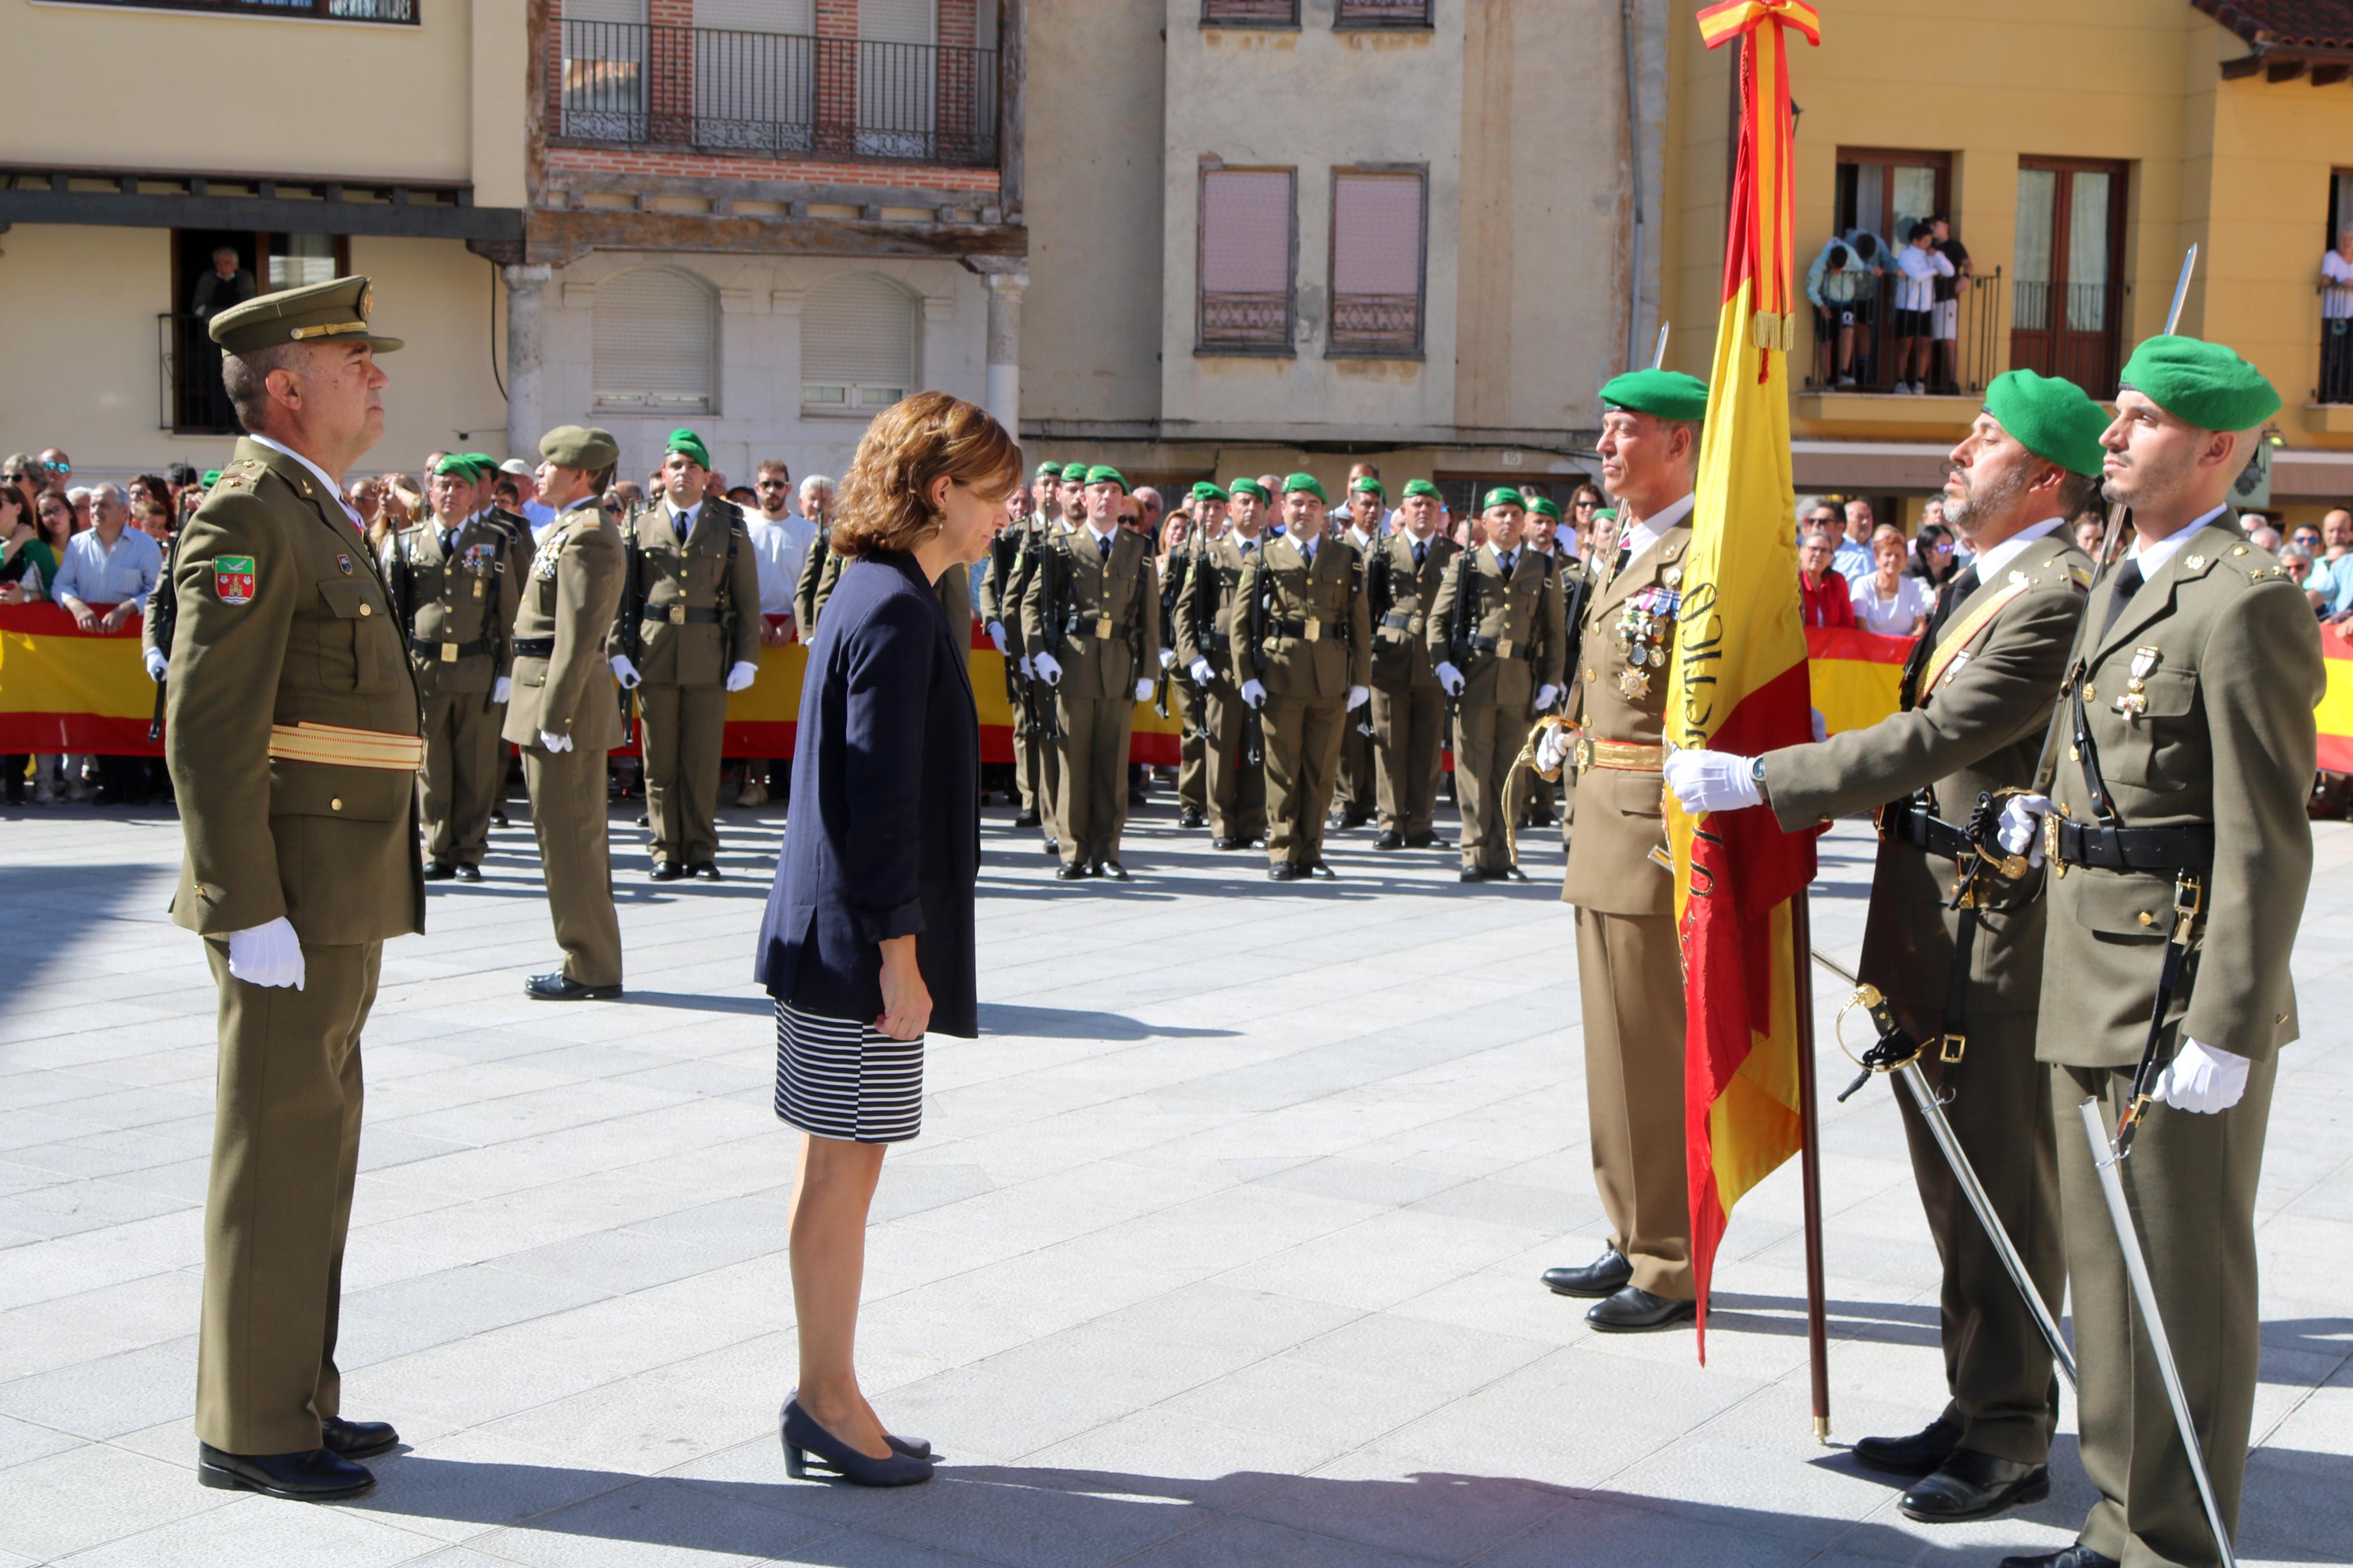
[1620,490,1695,568]
[246,434,360,528]
[1968,515,2063,584]
[2128,504,2228,576]
[1084,521,1118,552]
[669,498,702,532]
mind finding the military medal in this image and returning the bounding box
[1613,587,1678,702]
[2116,646,2160,721]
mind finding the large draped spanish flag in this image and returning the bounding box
[1667,0,1823,1356]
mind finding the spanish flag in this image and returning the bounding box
[1668,0,1822,1355]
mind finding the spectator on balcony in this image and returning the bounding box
[52,485,162,633]
[2323,226,2353,404]
[0,484,58,605]
[1807,241,1864,387]
[1908,520,1961,586]
[1799,529,1856,628]
[1833,497,1876,587]
[1851,524,1933,638]
[1928,215,1972,395]
[189,246,254,325]
[1842,230,1893,382]
[1889,222,1954,396]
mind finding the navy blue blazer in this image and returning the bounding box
[755,550,981,1037]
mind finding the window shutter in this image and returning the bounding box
[1330,170,1424,354]
[1198,168,1294,349]
[565,0,645,22]
[802,275,917,406]
[695,0,812,31]
[594,270,716,413]
[859,0,935,43]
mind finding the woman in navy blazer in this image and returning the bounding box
[754,392,1017,1488]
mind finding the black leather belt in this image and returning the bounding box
[1196,628,1229,649]
[2055,820,2214,874]
[1062,613,1134,639]
[512,636,556,658]
[1879,801,1973,861]
[644,605,723,625]
[1467,632,1534,659]
[409,635,495,662]
[1379,610,1419,631]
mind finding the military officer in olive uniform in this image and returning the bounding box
[1331,475,1386,830]
[168,277,420,1500]
[1668,369,2111,1524]
[509,425,629,1002]
[1236,474,1371,880]
[1177,477,1271,850]
[1025,464,1160,879]
[979,466,1052,826]
[1368,478,1457,850]
[609,429,762,880]
[1426,488,1566,881]
[1536,368,1705,1332]
[1163,479,1226,828]
[389,455,526,879]
[1513,496,1578,833]
[1998,339,2323,1568]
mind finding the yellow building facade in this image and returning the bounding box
[1661,0,2353,527]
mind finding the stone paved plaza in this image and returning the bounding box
[1,795,2348,1567]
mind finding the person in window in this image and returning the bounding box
[1891,221,1954,395]
[1928,214,1974,395]
[190,247,256,323]
[1798,528,1856,628]
[1807,241,1864,387]
[1851,524,1933,637]
[2323,226,2353,404]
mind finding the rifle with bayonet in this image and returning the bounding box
[617,517,645,729]
[1154,537,1184,720]
[1443,542,1478,736]
[988,525,1028,734]
[144,531,183,742]
[1037,530,1070,742]
[1244,547,1270,767]
[1358,532,1390,740]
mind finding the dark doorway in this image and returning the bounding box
[169,230,258,435]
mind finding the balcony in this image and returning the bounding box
[158,315,239,436]
[558,22,999,168]
[56,0,413,17]
[1802,265,2004,399]
[2319,282,2353,406]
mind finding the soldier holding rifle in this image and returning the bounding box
[1666,369,2110,1523]
[1367,478,1456,851]
[1177,477,1271,851]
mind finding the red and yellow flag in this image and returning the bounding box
[1667,0,1823,1356]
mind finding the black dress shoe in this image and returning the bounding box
[1587,1285,1698,1333]
[1096,861,1130,881]
[1309,860,1336,879]
[1014,809,1041,828]
[1178,808,1206,829]
[1407,832,1446,849]
[492,809,509,827]
[1268,863,1300,881]
[526,972,622,1001]
[1374,830,1404,850]
[1054,862,1088,880]
[320,1416,400,1460]
[1996,1548,2118,1568]
[1541,1249,1633,1299]
[1502,865,1529,882]
[1852,1415,1962,1477]
[1900,1449,2050,1523]
[1042,837,1060,856]
[692,859,722,881]
[1128,788,1149,806]
[650,860,686,881]
[453,864,482,883]
[196,1443,374,1501]
[424,861,457,881]
[1459,866,1485,883]
[1211,835,1241,851]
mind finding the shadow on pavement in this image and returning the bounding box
[975,1002,1239,1041]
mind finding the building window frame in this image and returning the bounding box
[1199,0,1300,29]
[1195,164,1298,359]
[1332,0,1433,30]
[1326,164,1428,361]
[46,0,417,20]
[798,272,922,419]
[592,266,722,417]
[2010,154,2130,399]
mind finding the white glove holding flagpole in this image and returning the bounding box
[1664,747,1762,814]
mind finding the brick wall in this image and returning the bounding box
[548,145,1002,193]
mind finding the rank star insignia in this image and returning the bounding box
[213,556,255,605]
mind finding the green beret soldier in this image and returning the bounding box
[1331,474,1390,831]
[1509,492,1577,833]
[1163,480,1233,828]
[610,429,763,881]
[1998,337,2322,1568]
[1174,478,1272,849]
[1367,477,1460,849]
[1236,474,1371,879]
[1666,367,2111,1520]
[169,276,421,1499]
[509,424,629,1001]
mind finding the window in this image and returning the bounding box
[1329,168,1426,357]
[801,274,918,415]
[1197,166,1296,355]
[1202,0,1298,26]
[1833,148,1948,258]
[694,0,815,152]
[1334,0,1431,26]
[58,0,415,19]
[2011,158,2127,397]
[594,269,718,414]
[858,0,939,159]
[162,229,349,434]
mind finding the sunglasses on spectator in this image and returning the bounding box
[1933,541,1955,553]
[757,479,789,488]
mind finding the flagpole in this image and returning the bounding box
[1790,890,1832,1442]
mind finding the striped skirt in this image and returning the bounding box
[774,1001,926,1143]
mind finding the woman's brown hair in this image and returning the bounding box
[831,391,1020,558]
[33,489,73,553]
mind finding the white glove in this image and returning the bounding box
[2154,1037,2252,1114]
[1811,707,1827,743]
[986,620,1008,655]
[1034,652,1063,687]
[1663,747,1762,813]
[1997,792,2052,865]
[144,648,168,682]
[1018,655,1034,679]
[1188,657,1213,686]
[1534,683,1560,712]
[611,655,642,690]
[1159,646,1177,670]
[1436,661,1465,697]
[1536,724,1573,774]
[492,675,513,705]
[725,660,758,693]
[1241,678,1268,710]
[539,729,573,753]
[1134,677,1155,703]
[1347,684,1371,711]
[226,916,304,990]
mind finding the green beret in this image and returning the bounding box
[1599,367,1710,424]
[665,429,713,470]
[208,275,402,356]
[1084,465,1128,493]
[1401,478,1442,500]
[1982,369,2110,478]
[540,424,620,472]
[1190,480,1229,503]
[1057,461,1088,481]
[1349,476,1386,499]
[462,453,499,479]
[1593,507,1617,522]
[1482,487,1527,512]
[1035,461,1063,479]
[1283,472,1329,503]
[2117,335,2281,433]
[433,455,476,478]
[1528,496,1563,520]
[1227,477,1271,503]
[201,470,223,487]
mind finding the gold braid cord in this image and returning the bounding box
[1501,714,1577,869]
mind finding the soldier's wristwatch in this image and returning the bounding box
[1751,756,1770,804]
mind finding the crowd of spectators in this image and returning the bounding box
[1807,214,1974,394]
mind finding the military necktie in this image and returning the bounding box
[1925,564,1978,645]
[2101,557,2145,636]
[1412,541,1426,568]
[442,527,458,557]
[1097,532,1112,561]
[673,509,690,545]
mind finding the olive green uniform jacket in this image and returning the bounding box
[611,499,762,685]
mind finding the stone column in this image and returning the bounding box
[984,268,1026,438]
[502,263,552,462]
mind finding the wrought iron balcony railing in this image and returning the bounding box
[559,22,999,168]
[2319,282,2353,405]
[57,0,413,19]
[1198,290,1293,353]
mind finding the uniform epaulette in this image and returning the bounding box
[2210,539,2288,584]
[215,460,263,493]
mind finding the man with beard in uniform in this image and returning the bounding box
[1427,488,1564,882]
[1666,369,2111,1522]
[1368,478,1457,851]
[1177,477,1271,851]
[1236,475,1369,880]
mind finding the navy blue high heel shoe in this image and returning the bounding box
[782,1391,929,1458]
[780,1399,934,1487]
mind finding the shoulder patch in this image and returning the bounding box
[213,555,256,605]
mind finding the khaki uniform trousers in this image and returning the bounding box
[1891,1002,2064,1465]
[196,938,378,1455]
[638,681,728,865]
[418,688,504,868]
[1262,693,1344,868]
[524,745,622,987]
[1174,679,1208,815]
[1055,692,1134,867]
[2057,1055,2277,1568]
[1012,721,1041,815]
[1574,906,1694,1299]
[1454,699,1532,872]
[1204,681,1266,842]
[1372,684,1445,840]
[1336,714,1374,817]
